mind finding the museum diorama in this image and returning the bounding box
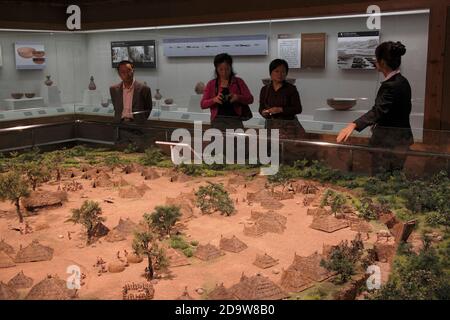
[0,0,449,301]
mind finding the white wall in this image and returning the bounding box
[0,32,88,104]
[85,12,429,115]
[0,12,429,115]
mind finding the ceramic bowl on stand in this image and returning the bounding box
[327,98,357,111]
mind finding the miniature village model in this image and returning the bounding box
[0,146,448,300]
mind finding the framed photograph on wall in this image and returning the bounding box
[111,40,156,68]
[14,43,46,70]
[337,31,379,70]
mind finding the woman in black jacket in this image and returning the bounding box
[337,41,413,174]
[259,59,305,139]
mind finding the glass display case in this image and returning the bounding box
[1,10,428,134]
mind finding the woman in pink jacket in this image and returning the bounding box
[201,53,254,131]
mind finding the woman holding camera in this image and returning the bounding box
[201,53,254,131]
[259,59,305,139]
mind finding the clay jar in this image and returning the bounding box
[89,76,97,90]
[44,75,53,86]
[154,89,162,100]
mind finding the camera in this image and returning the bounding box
[221,87,231,103]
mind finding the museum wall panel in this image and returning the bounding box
[0,33,88,104]
[0,10,430,139]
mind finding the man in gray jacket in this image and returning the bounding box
[110,60,153,149]
[110,60,152,124]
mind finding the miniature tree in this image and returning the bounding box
[195,182,235,216]
[140,147,165,166]
[104,154,121,173]
[21,161,50,191]
[355,198,380,221]
[44,150,65,181]
[132,230,167,280]
[320,189,347,216]
[320,235,364,284]
[66,200,105,245]
[144,205,181,236]
[0,172,30,223]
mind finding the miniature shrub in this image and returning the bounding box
[66,145,88,157]
[170,235,190,250]
[140,147,165,166]
[190,240,199,246]
[355,198,380,221]
[394,208,416,222]
[320,236,364,284]
[170,235,196,257]
[320,189,347,215]
[124,143,139,154]
[195,182,235,216]
[182,248,194,258]
[371,246,450,300]
[426,212,450,228]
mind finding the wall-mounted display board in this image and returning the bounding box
[163,35,268,57]
[277,34,301,69]
[14,43,46,70]
[337,31,379,70]
[111,40,156,68]
[301,33,327,68]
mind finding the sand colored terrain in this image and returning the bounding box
[0,167,386,300]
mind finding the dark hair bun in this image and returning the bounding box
[391,41,406,57]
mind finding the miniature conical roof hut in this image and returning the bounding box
[194,243,224,261]
[243,223,264,237]
[92,222,110,238]
[280,268,315,292]
[165,197,194,220]
[0,281,19,300]
[167,248,190,267]
[136,182,151,194]
[176,287,195,300]
[92,172,113,188]
[253,253,279,269]
[14,240,54,263]
[289,253,335,282]
[8,271,34,289]
[25,275,77,300]
[0,239,15,255]
[119,185,145,198]
[247,211,287,235]
[104,229,126,243]
[207,283,236,300]
[229,274,288,300]
[141,167,160,180]
[219,235,248,253]
[0,251,15,268]
[114,218,140,235]
[113,177,129,187]
[309,215,349,233]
